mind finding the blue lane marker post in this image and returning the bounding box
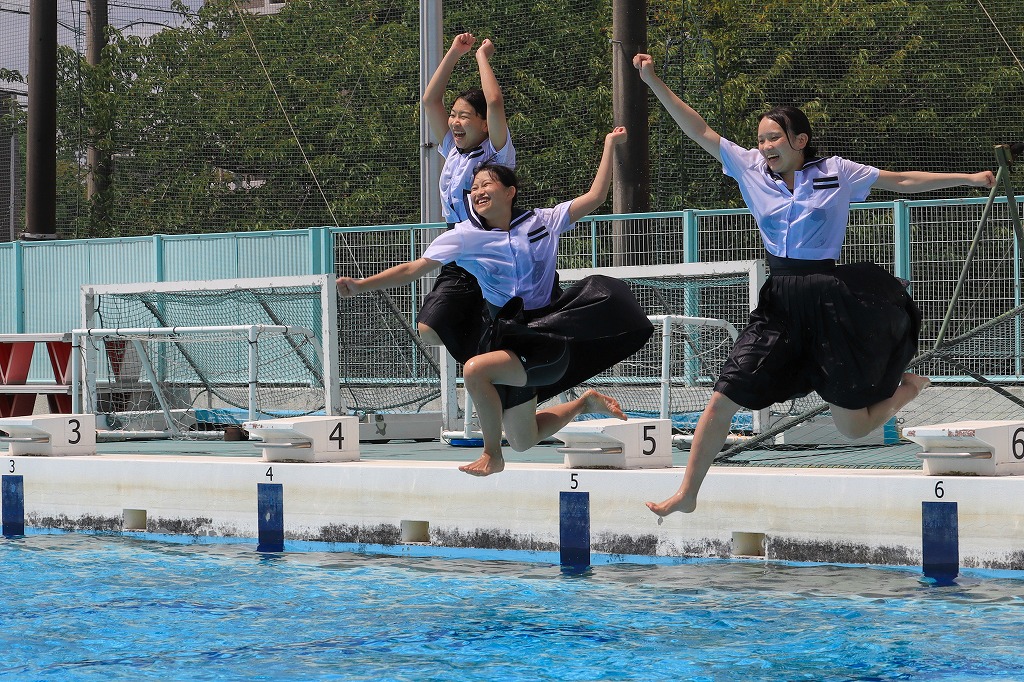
[922,500,959,584]
[257,483,284,553]
[559,491,590,570]
[2,475,26,537]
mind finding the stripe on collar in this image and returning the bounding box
[456,145,485,158]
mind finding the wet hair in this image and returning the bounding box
[759,105,819,160]
[472,162,519,209]
[453,88,487,119]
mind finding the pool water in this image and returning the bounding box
[2,533,1024,681]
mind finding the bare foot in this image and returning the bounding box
[901,372,931,399]
[580,389,627,420]
[645,492,697,516]
[459,452,505,477]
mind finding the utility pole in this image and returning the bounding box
[611,0,649,265]
[87,0,111,236]
[25,0,57,240]
[419,0,442,224]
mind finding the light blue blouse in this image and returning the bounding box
[720,137,880,260]
[422,201,573,310]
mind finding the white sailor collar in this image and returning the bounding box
[764,156,825,181]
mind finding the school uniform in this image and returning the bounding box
[417,131,517,363]
[423,201,653,408]
[437,132,516,225]
[715,137,921,410]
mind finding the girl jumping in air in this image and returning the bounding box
[418,32,516,363]
[338,128,654,476]
[633,52,996,516]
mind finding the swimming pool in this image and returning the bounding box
[3,533,1023,681]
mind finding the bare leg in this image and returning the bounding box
[458,351,526,477]
[503,388,627,452]
[416,322,444,347]
[646,391,740,516]
[830,372,930,439]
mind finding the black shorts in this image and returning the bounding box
[485,275,654,410]
[715,258,921,411]
[493,335,572,410]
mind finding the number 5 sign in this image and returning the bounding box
[556,418,673,469]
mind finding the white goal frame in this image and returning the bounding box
[77,275,341,430]
[439,259,768,440]
[559,260,768,434]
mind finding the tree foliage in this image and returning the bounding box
[49,0,1022,237]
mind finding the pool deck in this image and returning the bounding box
[4,431,1023,572]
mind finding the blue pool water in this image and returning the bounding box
[3,533,1024,681]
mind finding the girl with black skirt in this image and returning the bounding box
[337,128,654,476]
[633,53,996,516]
[418,32,516,363]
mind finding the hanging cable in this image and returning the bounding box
[975,0,1024,74]
[227,1,442,376]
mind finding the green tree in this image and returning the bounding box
[52,0,1021,237]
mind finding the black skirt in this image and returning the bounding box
[715,258,921,411]
[416,262,486,364]
[482,275,654,409]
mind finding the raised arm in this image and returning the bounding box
[872,169,996,194]
[422,33,476,143]
[633,53,722,162]
[567,127,628,223]
[475,39,510,152]
[336,258,441,298]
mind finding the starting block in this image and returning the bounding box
[903,420,1024,476]
[243,416,360,463]
[358,411,442,443]
[0,414,96,456]
[555,418,672,469]
[773,414,899,445]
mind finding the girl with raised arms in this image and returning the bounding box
[338,128,654,476]
[417,32,516,363]
[633,52,995,516]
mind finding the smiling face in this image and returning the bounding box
[757,117,808,180]
[470,167,517,228]
[448,98,488,150]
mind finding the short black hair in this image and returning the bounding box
[473,162,519,208]
[454,88,487,118]
[759,105,819,159]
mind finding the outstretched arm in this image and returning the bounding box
[633,53,722,161]
[422,33,476,143]
[568,127,628,223]
[476,39,510,152]
[336,258,442,298]
[873,169,996,193]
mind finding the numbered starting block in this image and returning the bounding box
[555,418,672,469]
[0,414,96,456]
[243,416,360,463]
[903,420,1024,476]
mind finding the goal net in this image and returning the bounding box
[556,259,1024,465]
[77,275,340,438]
[558,261,768,438]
